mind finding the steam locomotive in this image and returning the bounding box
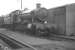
[0,9,61,36]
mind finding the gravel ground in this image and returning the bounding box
[33,44,75,50]
[0,28,75,50]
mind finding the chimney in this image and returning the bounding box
[36,3,41,9]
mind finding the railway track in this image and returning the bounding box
[48,33,75,41]
[0,33,37,50]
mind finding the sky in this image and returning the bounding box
[0,0,75,16]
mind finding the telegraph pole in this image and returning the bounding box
[21,0,22,10]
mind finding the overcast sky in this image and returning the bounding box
[0,0,75,16]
